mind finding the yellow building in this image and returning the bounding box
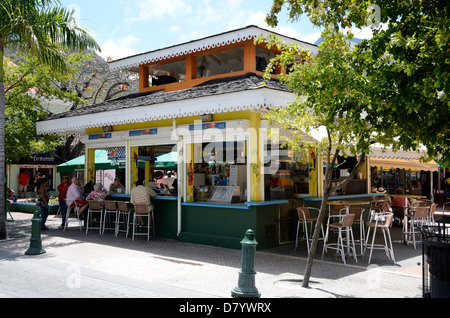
[36,25,440,249]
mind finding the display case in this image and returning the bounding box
[196,185,243,203]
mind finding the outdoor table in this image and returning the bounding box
[327,200,370,257]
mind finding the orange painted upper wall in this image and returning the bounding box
[137,39,281,93]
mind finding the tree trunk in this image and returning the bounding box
[302,153,366,287]
[302,188,331,287]
[0,80,8,240]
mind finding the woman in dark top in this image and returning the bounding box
[37,177,50,230]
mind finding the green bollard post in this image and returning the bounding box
[231,229,261,298]
[25,211,46,255]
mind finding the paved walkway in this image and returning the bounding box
[1,212,424,299]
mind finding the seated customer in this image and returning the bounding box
[66,177,89,220]
[130,178,157,225]
[110,177,125,193]
[392,187,410,207]
[86,183,110,206]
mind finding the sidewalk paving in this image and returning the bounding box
[1,212,424,299]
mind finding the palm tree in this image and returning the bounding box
[0,0,100,239]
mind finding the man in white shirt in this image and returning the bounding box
[163,171,176,191]
[130,178,157,225]
[66,177,89,219]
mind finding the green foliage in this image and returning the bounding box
[266,0,450,166]
[258,28,394,171]
[3,52,84,163]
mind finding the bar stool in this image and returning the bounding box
[295,207,324,253]
[64,199,83,231]
[132,203,154,241]
[347,208,366,257]
[322,213,357,265]
[116,201,133,237]
[404,206,429,249]
[102,200,118,235]
[364,212,395,264]
[86,200,103,234]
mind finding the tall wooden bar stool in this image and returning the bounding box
[295,207,324,254]
[102,200,118,235]
[322,213,357,265]
[86,200,103,234]
[364,212,395,264]
[132,203,154,241]
[116,201,133,238]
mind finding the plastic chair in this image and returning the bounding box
[116,201,133,238]
[322,213,357,265]
[86,200,103,234]
[64,199,83,231]
[295,207,324,253]
[404,206,430,249]
[364,212,395,264]
[102,200,118,235]
[132,203,154,241]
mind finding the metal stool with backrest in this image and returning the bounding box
[86,200,104,234]
[295,207,324,253]
[102,200,118,235]
[428,203,437,225]
[348,207,367,257]
[322,213,357,265]
[132,203,154,241]
[364,212,395,264]
[404,206,430,249]
[116,201,133,237]
[64,199,83,231]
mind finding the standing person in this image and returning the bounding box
[163,171,177,193]
[66,177,89,222]
[33,172,41,198]
[130,178,157,225]
[18,171,30,198]
[57,176,71,229]
[36,177,50,230]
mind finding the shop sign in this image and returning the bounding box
[88,133,112,140]
[189,122,226,131]
[129,128,158,137]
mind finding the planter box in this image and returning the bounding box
[9,202,59,215]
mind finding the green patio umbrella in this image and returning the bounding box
[154,152,177,170]
[57,149,127,173]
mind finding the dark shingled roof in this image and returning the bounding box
[40,73,289,122]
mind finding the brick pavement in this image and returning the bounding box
[1,212,423,299]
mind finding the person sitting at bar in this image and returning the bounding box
[109,177,125,193]
[66,177,89,221]
[86,183,110,207]
[130,178,157,225]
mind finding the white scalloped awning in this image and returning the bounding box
[108,25,318,72]
[36,88,295,135]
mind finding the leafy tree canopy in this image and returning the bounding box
[266,0,450,166]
